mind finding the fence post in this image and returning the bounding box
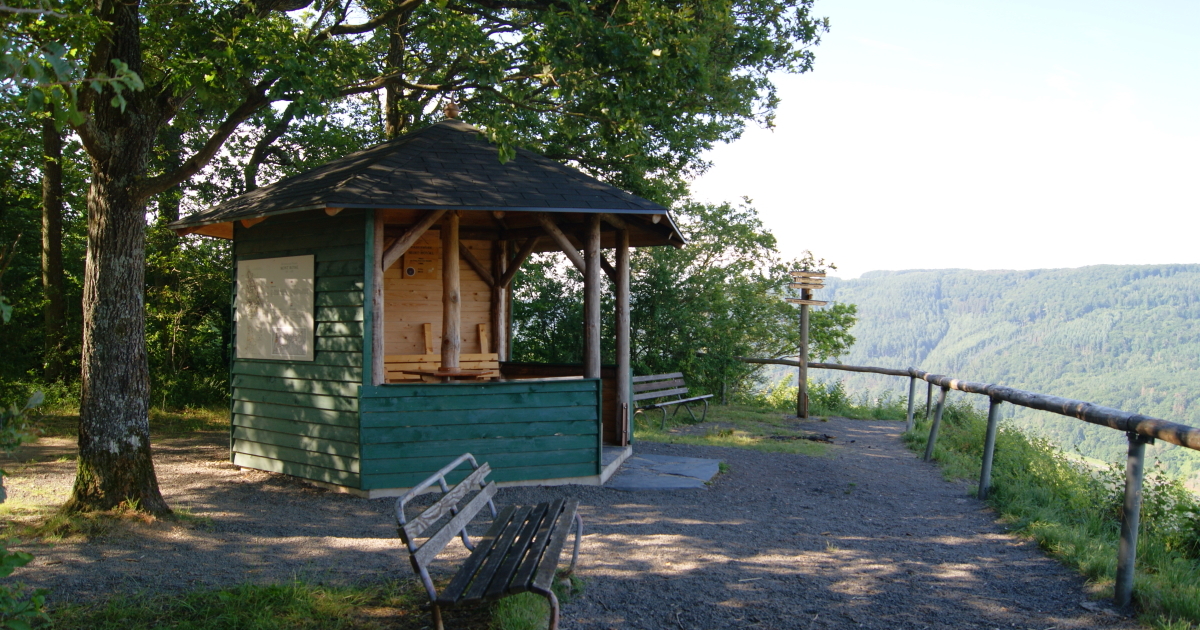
[1115,431,1154,608]
[925,381,933,419]
[923,386,948,462]
[905,372,917,433]
[978,397,1002,499]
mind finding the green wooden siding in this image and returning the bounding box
[358,380,602,490]
[230,210,365,488]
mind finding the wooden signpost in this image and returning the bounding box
[785,271,828,418]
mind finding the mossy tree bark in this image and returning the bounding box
[65,1,169,514]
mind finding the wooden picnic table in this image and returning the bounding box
[396,368,497,383]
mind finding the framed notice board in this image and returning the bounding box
[236,255,315,361]
[401,234,440,279]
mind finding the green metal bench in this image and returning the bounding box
[633,372,713,429]
[395,454,582,630]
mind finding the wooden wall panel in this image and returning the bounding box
[383,232,494,355]
[358,380,601,490]
[230,209,365,489]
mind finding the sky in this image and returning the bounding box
[688,0,1200,279]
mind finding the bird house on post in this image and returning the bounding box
[786,270,828,418]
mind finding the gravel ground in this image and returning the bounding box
[2,418,1141,629]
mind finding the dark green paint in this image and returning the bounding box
[361,434,596,461]
[232,414,359,442]
[234,426,359,458]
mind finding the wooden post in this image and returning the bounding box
[371,211,386,385]
[441,212,461,369]
[924,386,948,462]
[615,228,631,446]
[978,397,1002,499]
[583,215,601,379]
[490,240,506,357]
[797,288,811,418]
[1115,432,1153,608]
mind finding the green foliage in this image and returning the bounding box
[512,200,857,398]
[824,265,1200,484]
[1,4,144,124]
[753,379,907,421]
[903,403,1200,626]
[144,224,233,408]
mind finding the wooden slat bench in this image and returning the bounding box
[385,353,500,382]
[633,372,713,429]
[396,454,583,630]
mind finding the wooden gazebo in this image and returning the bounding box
[169,119,684,496]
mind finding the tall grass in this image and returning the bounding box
[751,379,908,421]
[904,400,1200,628]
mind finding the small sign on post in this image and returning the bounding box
[786,271,827,418]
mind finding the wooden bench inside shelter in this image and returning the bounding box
[633,372,713,429]
[396,454,582,630]
[385,322,500,382]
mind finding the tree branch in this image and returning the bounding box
[138,77,278,199]
[318,0,426,38]
[244,101,299,191]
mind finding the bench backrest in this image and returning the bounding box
[632,372,688,402]
[385,353,501,382]
[395,454,499,578]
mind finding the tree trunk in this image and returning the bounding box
[65,0,169,515]
[41,115,66,382]
[384,11,413,139]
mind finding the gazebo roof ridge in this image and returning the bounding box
[168,119,678,237]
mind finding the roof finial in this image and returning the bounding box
[443,100,460,119]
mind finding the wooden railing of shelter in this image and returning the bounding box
[738,356,1200,609]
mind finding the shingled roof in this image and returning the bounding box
[169,120,674,232]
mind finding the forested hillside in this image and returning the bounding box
[819,264,1200,482]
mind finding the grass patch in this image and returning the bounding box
[903,399,1200,629]
[489,573,582,630]
[29,405,228,438]
[52,574,581,630]
[633,404,828,456]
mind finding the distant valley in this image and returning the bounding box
[816,264,1200,483]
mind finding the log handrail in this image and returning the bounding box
[736,357,1200,451]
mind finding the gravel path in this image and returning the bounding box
[2,418,1141,629]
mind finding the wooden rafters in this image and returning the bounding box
[382,209,448,270]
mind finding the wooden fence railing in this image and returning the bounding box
[737,357,1200,608]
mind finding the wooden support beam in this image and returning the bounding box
[382,209,448,270]
[536,213,586,273]
[371,211,386,385]
[600,254,616,283]
[497,237,539,289]
[325,207,343,216]
[240,217,267,228]
[615,228,631,446]
[490,240,507,359]
[459,242,494,287]
[442,212,461,369]
[583,215,601,379]
[599,213,628,230]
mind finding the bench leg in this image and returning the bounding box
[700,399,708,422]
[568,512,583,575]
[683,402,698,423]
[659,407,669,430]
[545,589,561,630]
[431,603,444,630]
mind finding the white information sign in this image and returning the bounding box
[236,255,315,361]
